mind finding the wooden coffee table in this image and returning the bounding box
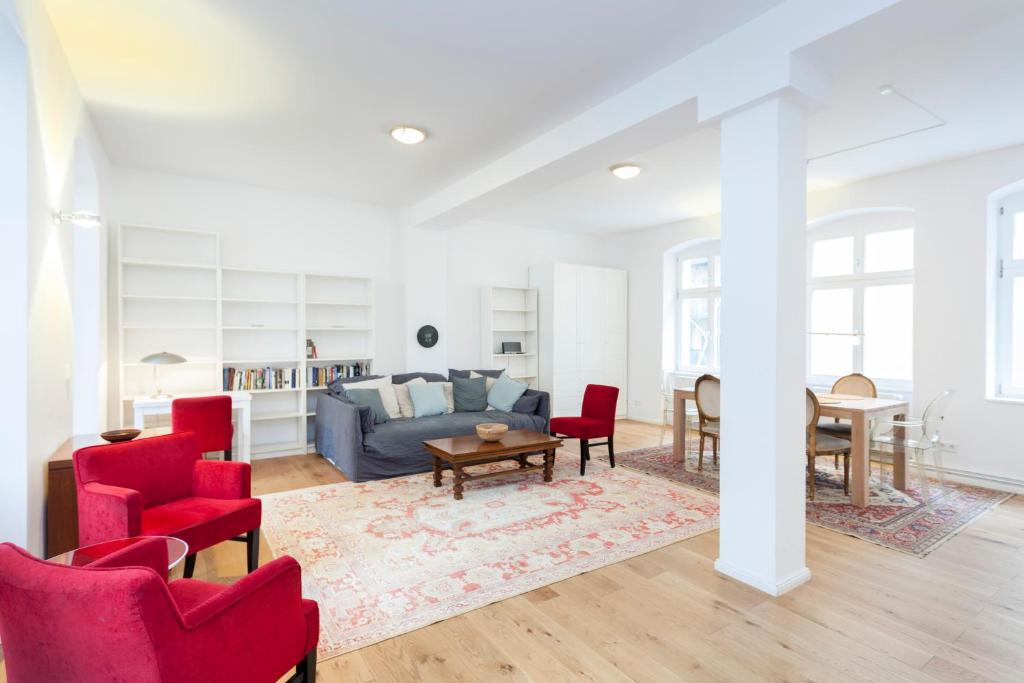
[423,429,563,500]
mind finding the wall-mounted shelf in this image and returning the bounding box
[480,286,539,389]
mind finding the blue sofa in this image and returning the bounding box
[315,372,550,482]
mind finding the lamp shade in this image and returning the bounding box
[140,351,187,365]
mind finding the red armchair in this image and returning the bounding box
[0,539,318,683]
[550,384,620,475]
[73,432,261,578]
[172,395,234,461]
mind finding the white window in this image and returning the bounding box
[995,193,1024,397]
[675,245,721,371]
[807,219,914,390]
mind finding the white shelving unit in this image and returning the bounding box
[118,224,374,459]
[480,287,539,388]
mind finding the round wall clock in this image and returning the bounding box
[416,325,439,348]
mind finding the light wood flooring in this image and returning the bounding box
[3,420,1023,682]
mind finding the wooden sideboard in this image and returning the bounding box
[46,428,171,557]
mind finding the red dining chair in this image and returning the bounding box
[172,395,234,461]
[0,539,318,683]
[73,432,261,579]
[550,384,620,475]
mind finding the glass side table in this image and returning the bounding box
[48,536,189,570]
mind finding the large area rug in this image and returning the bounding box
[601,438,1011,558]
[259,458,719,660]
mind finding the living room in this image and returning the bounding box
[3,1,1024,681]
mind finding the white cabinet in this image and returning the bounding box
[530,263,627,417]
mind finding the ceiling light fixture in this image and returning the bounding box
[52,210,101,228]
[389,125,427,145]
[610,163,642,180]
[877,84,896,96]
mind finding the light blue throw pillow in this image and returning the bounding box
[487,373,529,412]
[409,382,447,418]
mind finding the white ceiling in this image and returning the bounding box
[42,0,784,206]
[486,0,1024,233]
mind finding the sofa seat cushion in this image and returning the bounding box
[141,497,261,554]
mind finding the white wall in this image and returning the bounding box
[609,144,1024,489]
[2,0,113,553]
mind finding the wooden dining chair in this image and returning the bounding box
[806,389,853,500]
[694,374,720,471]
[818,373,876,468]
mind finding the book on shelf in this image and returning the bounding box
[306,361,371,387]
[223,366,298,392]
[306,338,317,359]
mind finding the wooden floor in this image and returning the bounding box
[4,420,1023,682]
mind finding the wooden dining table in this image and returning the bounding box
[672,387,908,507]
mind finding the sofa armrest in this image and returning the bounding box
[90,536,169,579]
[77,482,143,545]
[193,460,251,499]
[527,389,550,429]
[316,392,374,480]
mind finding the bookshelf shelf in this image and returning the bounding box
[118,224,374,460]
[481,287,539,389]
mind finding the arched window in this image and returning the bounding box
[806,210,914,390]
[674,241,721,371]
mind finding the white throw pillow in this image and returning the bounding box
[441,382,455,414]
[343,375,401,419]
[393,377,426,418]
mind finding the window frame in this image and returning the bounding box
[674,244,721,373]
[806,221,914,393]
[995,195,1024,398]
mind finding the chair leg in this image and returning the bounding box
[183,553,196,579]
[843,456,850,495]
[607,435,615,468]
[712,437,719,466]
[808,456,816,500]
[294,647,317,683]
[246,528,260,573]
[579,439,589,476]
[224,447,232,462]
[834,455,839,469]
[698,435,705,471]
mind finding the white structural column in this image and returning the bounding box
[714,94,810,596]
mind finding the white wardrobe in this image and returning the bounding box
[529,263,628,417]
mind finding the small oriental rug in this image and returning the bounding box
[260,457,719,659]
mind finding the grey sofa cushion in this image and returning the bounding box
[345,388,390,424]
[448,368,503,381]
[393,371,447,384]
[512,392,541,415]
[453,376,487,411]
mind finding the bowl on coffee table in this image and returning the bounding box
[475,423,508,442]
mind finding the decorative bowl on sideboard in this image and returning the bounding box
[475,423,509,442]
[100,429,142,443]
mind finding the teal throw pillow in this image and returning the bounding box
[345,388,390,425]
[487,374,529,412]
[453,376,487,412]
[409,382,447,418]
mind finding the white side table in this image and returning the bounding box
[132,392,253,463]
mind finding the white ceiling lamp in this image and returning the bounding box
[52,210,102,228]
[389,125,427,145]
[610,163,642,180]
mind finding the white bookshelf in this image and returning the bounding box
[118,224,374,459]
[480,286,539,388]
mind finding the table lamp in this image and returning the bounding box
[140,351,187,398]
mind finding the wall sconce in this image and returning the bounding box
[52,210,101,228]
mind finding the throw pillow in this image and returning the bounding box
[344,388,390,425]
[327,374,382,396]
[470,370,502,392]
[342,375,400,419]
[429,381,455,413]
[448,368,503,381]
[409,382,447,418]
[512,392,541,415]
[453,376,487,412]
[393,377,426,418]
[487,374,529,412]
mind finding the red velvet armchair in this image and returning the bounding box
[550,384,620,475]
[0,539,318,683]
[73,432,261,578]
[172,395,234,461]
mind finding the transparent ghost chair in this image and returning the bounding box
[870,390,955,506]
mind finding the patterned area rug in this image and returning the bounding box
[601,439,1011,558]
[260,458,719,660]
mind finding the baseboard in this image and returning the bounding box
[922,464,1024,495]
[713,559,811,597]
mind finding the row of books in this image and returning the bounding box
[307,362,370,387]
[223,367,298,392]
